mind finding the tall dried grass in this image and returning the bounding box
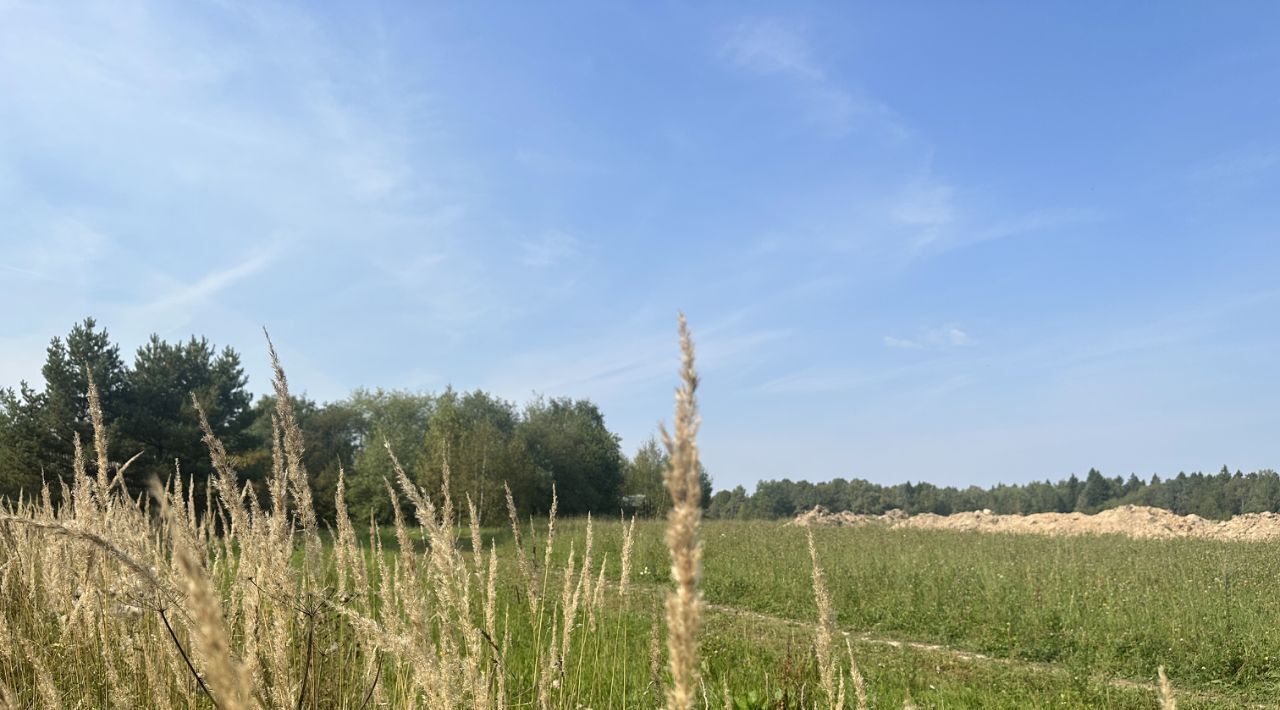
[0,317,883,708]
[661,313,703,710]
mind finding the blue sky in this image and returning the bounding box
[2,2,1279,491]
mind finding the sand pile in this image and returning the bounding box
[791,505,1280,541]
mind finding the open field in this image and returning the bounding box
[360,515,1280,707]
[5,2,1280,707]
[1,332,1277,708]
[528,517,1280,708]
[6,482,1280,707]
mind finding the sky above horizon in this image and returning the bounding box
[2,1,1279,492]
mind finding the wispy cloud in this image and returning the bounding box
[883,325,973,350]
[892,180,957,251]
[720,19,822,81]
[904,204,1105,259]
[138,248,277,317]
[0,218,110,287]
[1185,146,1280,184]
[482,313,788,410]
[718,18,903,138]
[521,230,580,268]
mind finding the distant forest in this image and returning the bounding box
[2,319,1272,523]
[709,467,1280,522]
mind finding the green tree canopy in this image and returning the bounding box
[519,396,623,516]
[116,335,253,493]
[421,388,544,524]
[38,318,129,484]
[621,435,712,516]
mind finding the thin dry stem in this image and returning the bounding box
[660,313,703,710]
[808,527,840,709]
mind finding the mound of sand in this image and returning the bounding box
[790,505,1280,542]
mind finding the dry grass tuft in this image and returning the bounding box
[808,526,844,710]
[660,313,704,710]
[0,316,898,709]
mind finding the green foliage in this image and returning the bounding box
[729,689,784,710]
[707,485,749,519]
[519,395,624,516]
[421,388,544,523]
[1075,467,1114,512]
[711,468,1280,521]
[32,318,128,488]
[622,435,712,516]
[244,394,363,523]
[10,317,1273,534]
[0,320,640,527]
[0,385,46,499]
[116,334,254,493]
[343,388,433,522]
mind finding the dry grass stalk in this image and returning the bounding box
[0,516,163,591]
[192,395,250,539]
[504,482,537,608]
[265,331,319,557]
[541,485,559,599]
[164,495,250,710]
[660,313,703,710]
[85,366,112,505]
[647,622,663,700]
[383,476,416,572]
[333,465,364,600]
[467,493,483,573]
[589,552,607,631]
[619,513,636,598]
[71,432,90,520]
[29,650,62,710]
[808,526,843,710]
[559,542,579,669]
[485,541,499,643]
[576,514,595,635]
[846,639,868,710]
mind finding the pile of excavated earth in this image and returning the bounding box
[790,504,1280,541]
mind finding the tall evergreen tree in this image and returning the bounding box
[35,318,129,484]
[1076,468,1113,512]
[116,335,253,493]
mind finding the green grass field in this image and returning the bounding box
[11,328,1276,708]
[9,501,1279,707]
[498,517,1280,708]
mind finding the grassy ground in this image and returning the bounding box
[8,507,1276,707]
[517,517,1280,707]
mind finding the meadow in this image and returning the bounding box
[0,321,1270,708]
[540,518,1280,708]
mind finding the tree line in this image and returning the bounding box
[706,466,1280,521]
[7,320,1267,524]
[0,319,710,524]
